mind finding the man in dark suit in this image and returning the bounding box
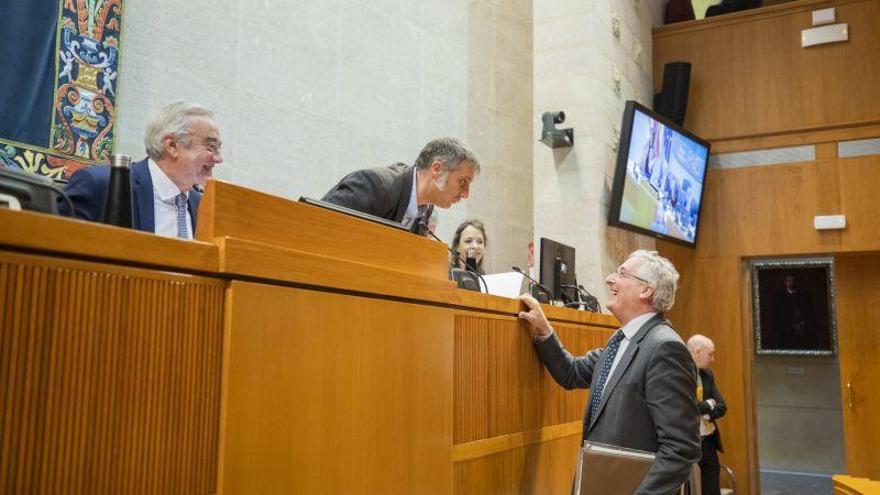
[519,250,700,495]
[59,101,223,239]
[687,334,726,495]
[321,137,480,233]
[772,274,816,349]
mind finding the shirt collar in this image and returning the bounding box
[619,311,658,340]
[405,166,421,218]
[148,159,187,203]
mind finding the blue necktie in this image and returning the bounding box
[175,193,189,239]
[588,331,625,423]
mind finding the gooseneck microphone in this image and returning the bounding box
[511,266,553,300]
[561,283,601,312]
[420,222,487,292]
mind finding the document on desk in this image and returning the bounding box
[481,272,526,298]
[573,441,656,495]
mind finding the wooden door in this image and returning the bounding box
[835,254,880,477]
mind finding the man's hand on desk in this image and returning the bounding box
[518,294,553,339]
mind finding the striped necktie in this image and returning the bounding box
[175,193,189,239]
[588,331,625,423]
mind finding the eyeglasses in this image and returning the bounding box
[197,139,222,157]
[181,134,222,157]
[611,268,652,285]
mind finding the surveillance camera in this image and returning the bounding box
[542,111,565,125]
[539,110,573,149]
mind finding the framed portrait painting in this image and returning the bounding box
[750,257,837,356]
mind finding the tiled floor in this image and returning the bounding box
[759,470,833,495]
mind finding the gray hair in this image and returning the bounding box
[629,249,679,313]
[144,101,214,160]
[414,137,481,174]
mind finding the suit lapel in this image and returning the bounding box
[131,159,154,233]
[392,165,415,223]
[188,189,201,233]
[587,313,666,433]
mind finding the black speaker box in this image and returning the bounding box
[653,62,691,126]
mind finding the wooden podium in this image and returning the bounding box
[0,180,618,494]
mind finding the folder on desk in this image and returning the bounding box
[573,441,656,495]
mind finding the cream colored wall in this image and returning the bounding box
[115,0,533,274]
[532,0,662,306]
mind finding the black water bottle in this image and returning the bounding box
[103,154,133,228]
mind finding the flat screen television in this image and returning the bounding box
[608,100,710,247]
[539,237,576,303]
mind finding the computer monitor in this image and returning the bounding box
[299,197,408,231]
[539,237,576,303]
[0,167,70,215]
[608,100,710,247]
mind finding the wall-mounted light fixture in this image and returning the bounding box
[802,7,848,47]
[539,111,573,149]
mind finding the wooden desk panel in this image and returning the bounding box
[452,313,615,495]
[0,252,224,495]
[454,433,581,495]
[454,316,612,444]
[219,281,455,494]
[197,180,449,281]
[833,474,880,495]
[0,201,620,495]
[0,209,218,274]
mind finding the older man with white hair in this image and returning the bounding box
[60,100,223,239]
[519,250,701,495]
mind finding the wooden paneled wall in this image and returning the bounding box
[653,0,880,151]
[0,252,225,495]
[658,148,880,494]
[452,314,615,494]
[655,3,880,486]
[834,254,880,478]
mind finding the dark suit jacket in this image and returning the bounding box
[698,368,726,453]
[321,163,432,231]
[59,158,201,234]
[535,314,701,495]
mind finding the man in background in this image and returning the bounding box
[687,334,726,495]
[322,137,480,233]
[60,100,223,239]
[519,250,700,494]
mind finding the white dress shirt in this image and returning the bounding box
[148,159,192,239]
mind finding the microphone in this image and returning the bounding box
[560,283,601,312]
[420,222,487,292]
[466,247,478,273]
[512,265,552,301]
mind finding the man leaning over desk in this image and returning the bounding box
[322,137,480,233]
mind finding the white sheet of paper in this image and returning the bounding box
[481,272,526,298]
